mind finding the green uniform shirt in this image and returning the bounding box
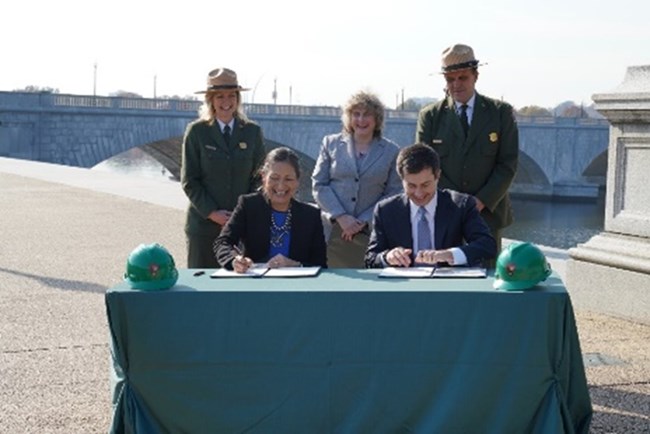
[181,118,266,236]
[416,93,519,231]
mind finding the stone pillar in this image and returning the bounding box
[565,65,650,323]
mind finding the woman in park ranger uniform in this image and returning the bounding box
[181,68,266,268]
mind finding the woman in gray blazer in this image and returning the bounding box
[312,91,402,267]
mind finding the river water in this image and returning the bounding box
[92,148,605,250]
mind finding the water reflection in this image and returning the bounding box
[92,148,175,180]
[93,148,605,250]
[505,196,604,249]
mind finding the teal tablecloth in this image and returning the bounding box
[106,269,592,434]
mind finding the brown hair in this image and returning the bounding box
[396,144,440,178]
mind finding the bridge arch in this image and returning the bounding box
[139,137,318,201]
[581,149,607,186]
[141,137,183,179]
[511,151,552,197]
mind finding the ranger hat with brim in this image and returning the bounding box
[195,67,250,94]
[440,44,487,73]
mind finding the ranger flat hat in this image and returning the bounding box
[440,44,486,73]
[195,67,250,94]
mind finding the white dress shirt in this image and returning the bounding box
[454,93,477,126]
[216,118,235,134]
[409,194,468,266]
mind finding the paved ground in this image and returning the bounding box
[0,157,648,433]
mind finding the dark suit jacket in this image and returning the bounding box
[365,189,496,268]
[215,192,328,269]
[415,93,518,232]
[181,117,266,236]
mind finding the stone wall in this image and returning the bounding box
[566,65,650,323]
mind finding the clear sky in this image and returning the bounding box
[3,0,648,110]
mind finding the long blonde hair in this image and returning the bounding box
[198,91,249,124]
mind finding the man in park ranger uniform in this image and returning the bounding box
[415,43,519,261]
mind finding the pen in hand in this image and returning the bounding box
[231,245,253,273]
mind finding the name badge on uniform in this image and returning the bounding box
[205,145,217,151]
[239,142,247,150]
[432,139,443,144]
[489,132,498,143]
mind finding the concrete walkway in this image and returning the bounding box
[0,157,648,433]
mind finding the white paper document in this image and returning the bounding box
[432,267,487,278]
[210,265,321,278]
[378,267,435,278]
[210,264,269,278]
[378,266,487,278]
[264,266,321,277]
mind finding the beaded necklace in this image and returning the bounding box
[270,206,292,248]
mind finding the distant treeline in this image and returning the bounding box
[13,86,600,118]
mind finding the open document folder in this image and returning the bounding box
[211,265,321,278]
[378,266,487,278]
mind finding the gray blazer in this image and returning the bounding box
[311,133,402,238]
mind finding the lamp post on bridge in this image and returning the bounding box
[93,62,97,98]
[251,71,269,104]
[272,77,278,105]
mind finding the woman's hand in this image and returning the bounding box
[232,255,254,273]
[267,253,301,268]
[336,215,366,241]
[208,210,232,226]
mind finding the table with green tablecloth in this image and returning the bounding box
[106,269,592,434]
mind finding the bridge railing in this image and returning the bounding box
[515,114,609,126]
[0,91,608,125]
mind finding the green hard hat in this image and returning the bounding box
[493,242,551,290]
[124,243,178,291]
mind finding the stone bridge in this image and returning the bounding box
[0,91,610,199]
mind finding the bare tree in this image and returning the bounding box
[517,105,552,117]
[14,85,59,93]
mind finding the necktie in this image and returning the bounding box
[223,124,231,146]
[417,207,432,252]
[459,104,469,137]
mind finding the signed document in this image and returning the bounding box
[264,266,321,278]
[378,266,487,279]
[378,267,435,278]
[432,267,487,278]
[210,264,269,278]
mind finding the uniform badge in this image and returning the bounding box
[239,142,247,150]
[489,132,498,143]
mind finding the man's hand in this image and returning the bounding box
[208,210,232,226]
[385,247,413,267]
[415,249,454,265]
[474,197,485,212]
